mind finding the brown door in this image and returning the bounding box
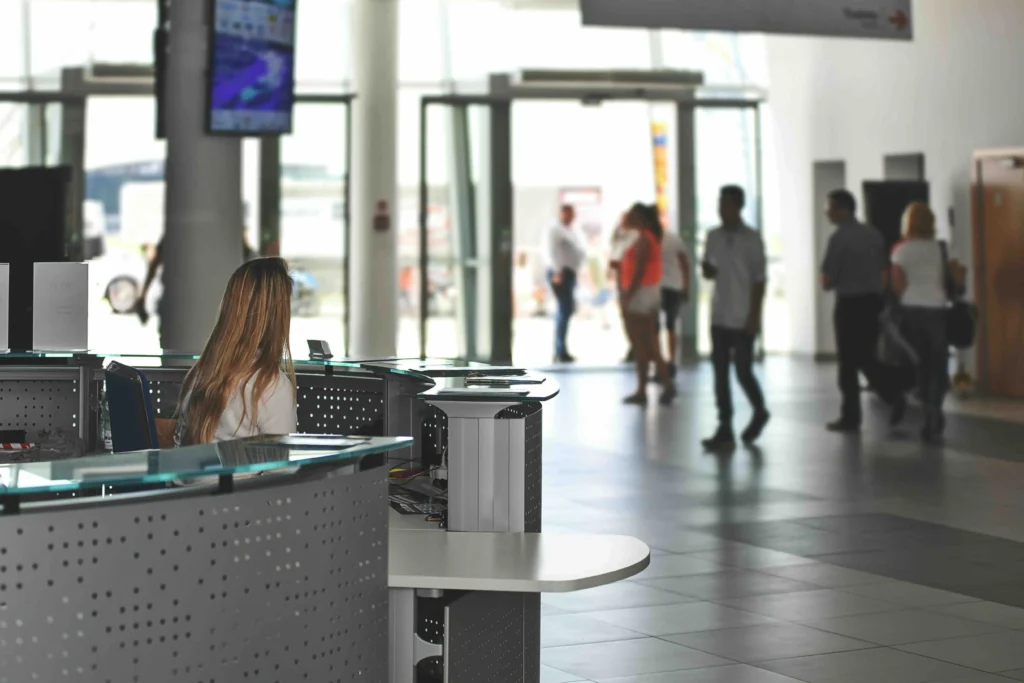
[974,155,1024,398]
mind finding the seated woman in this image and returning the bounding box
[174,257,297,446]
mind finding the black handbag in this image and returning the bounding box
[939,242,977,349]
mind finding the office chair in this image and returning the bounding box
[105,361,159,453]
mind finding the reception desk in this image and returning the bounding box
[0,435,410,682]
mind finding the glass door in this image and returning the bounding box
[417,97,488,360]
[278,98,352,355]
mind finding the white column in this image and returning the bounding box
[160,0,243,352]
[349,0,400,357]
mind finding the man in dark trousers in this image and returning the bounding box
[821,189,906,432]
[545,205,585,363]
[701,186,770,449]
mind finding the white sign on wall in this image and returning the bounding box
[581,0,913,40]
[33,263,89,351]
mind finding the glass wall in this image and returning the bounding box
[3,0,777,357]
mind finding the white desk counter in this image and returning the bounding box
[389,527,650,593]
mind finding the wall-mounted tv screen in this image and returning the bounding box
[208,0,297,135]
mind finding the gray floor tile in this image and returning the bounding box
[542,581,695,613]
[541,665,589,683]
[544,603,570,616]
[641,570,817,600]
[542,614,646,648]
[924,674,1024,683]
[541,638,733,680]
[804,609,1004,645]
[598,664,807,682]
[1000,670,1024,681]
[719,588,901,622]
[586,602,778,637]
[759,563,894,588]
[687,545,818,570]
[841,581,979,608]
[759,647,986,683]
[630,554,726,580]
[899,631,1024,672]
[931,602,1024,630]
[666,623,873,663]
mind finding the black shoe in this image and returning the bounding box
[890,394,907,427]
[827,419,860,433]
[702,426,736,450]
[742,410,771,444]
[624,394,648,407]
[659,384,677,406]
[553,354,576,364]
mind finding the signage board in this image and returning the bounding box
[581,0,913,40]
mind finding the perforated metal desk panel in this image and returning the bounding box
[0,436,409,683]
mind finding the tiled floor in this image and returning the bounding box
[538,360,1024,682]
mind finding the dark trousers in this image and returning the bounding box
[712,326,766,425]
[901,307,949,425]
[547,268,577,359]
[834,294,897,425]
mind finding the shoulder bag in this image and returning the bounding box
[939,241,978,349]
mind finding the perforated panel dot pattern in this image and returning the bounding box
[446,591,537,683]
[497,404,543,533]
[0,465,389,683]
[296,376,385,437]
[0,379,79,434]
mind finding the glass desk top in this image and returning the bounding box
[0,435,411,497]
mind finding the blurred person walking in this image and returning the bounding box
[821,189,907,433]
[545,205,586,363]
[890,202,966,442]
[701,186,770,449]
[620,203,676,406]
[660,226,691,377]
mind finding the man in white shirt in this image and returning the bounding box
[660,229,691,376]
[701,186,770,449]
[545,205,586,362]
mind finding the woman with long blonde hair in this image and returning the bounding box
[890,202,965,442]
[174,257,297,445]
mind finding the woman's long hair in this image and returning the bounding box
[176,257,296,445]
[902,201,936,240]
[627,203,665,241]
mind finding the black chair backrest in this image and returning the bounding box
[105,361,159,453]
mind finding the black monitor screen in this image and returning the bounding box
[208,0,297,135]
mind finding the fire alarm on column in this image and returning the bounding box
[373,200,391,232]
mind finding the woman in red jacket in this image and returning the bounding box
[620,203,676,406]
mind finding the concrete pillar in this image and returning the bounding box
[349,0,400,357]
[160,0,243,352]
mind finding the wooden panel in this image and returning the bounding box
[974,154,1024,398]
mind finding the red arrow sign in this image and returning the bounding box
[890,10,909,31]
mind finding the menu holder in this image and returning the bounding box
[33,263,88,351]
[0,264,8,351]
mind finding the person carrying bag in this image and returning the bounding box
[890,203,969,442]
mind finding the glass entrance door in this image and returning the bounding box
[416,97,494,361]
[277,98,353,355]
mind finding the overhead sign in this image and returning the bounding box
[581,0,913,40]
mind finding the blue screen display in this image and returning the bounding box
[209,0,296,134]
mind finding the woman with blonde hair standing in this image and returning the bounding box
[890,202,965,442]
[174,257,297,445]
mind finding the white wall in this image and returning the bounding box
[764,0,1024,355]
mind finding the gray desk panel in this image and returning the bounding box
[0,464,389,683]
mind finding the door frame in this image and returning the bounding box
[418,74,765,363]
